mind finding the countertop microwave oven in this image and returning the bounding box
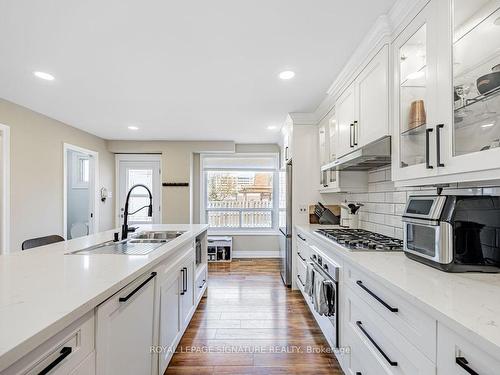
[402,195,500,272]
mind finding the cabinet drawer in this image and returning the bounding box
[437,322,500,375]
[345,263,436,361]
[344,322,389,375]
[345,285,435,374]
[195,264,208,301]
[3,312,94,375]
[296,257,307,290]
[296,232,312,261]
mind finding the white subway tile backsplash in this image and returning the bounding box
[368,192,385,203]
[326,165,500,240]
[368,170,386,183]
[376,224,395,237]
[369,213,385,223]
[395,203,406,216]
[385,191,407,203]
[385,215,403,228]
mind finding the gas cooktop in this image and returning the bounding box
[315,228,403,252]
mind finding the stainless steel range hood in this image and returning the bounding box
[322,136,391,172]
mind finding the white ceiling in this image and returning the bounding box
[0,0,396,143]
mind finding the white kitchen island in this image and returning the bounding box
[0,224,208,375]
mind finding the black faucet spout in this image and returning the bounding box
[121,184,153,240]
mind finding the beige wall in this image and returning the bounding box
[106,140,235,224]
[0,99,115,251]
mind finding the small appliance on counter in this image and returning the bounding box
[402,195,500,272]
[340,202,363,229]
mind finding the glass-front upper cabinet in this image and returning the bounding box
[451,0,500,158]
[393,0,439,181]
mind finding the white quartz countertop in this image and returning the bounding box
[0,224,208,371]
[296,224,500,359]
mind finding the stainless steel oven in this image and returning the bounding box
[403,195,500,272]
[309,250,340,348]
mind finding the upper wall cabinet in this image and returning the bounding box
[336,45,390,159]
[357,45,390,146]
[393,0,500,185]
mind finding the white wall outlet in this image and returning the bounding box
[299,205,307,213]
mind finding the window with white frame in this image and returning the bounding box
[71,152,90,189]
[202,154,279,231]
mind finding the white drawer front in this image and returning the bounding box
[3,312,94,375]
[345,285,435,375]
[344,322,390,375]
[437,322,500,375]
[195,265,208,301]
[296,257,307,290]
[345,263,436,361]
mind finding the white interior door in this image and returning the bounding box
[118,157,161,226]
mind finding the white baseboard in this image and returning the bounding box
[232,250,279,258]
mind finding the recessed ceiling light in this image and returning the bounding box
[279,71,295,80]
[33,71,55,81]
[266,125,278,130]
[128,126,139,130]
[481,123,494,128]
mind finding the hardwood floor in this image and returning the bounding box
[165,259,343,375]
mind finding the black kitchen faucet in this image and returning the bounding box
[121,184,153,239]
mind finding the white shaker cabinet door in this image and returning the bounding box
[357,44,389,146]
[180,258,195,329]
[437,322,500,375]
[96,272,156,375]
[158,271,181,374]
[336,83,357,158]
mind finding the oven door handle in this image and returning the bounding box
[356,280,398,313]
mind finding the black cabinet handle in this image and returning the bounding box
[285,146,288,161]
[356,321,397,367]
[38,346,72,375]
[297,234,306,242]
[183,267,188,292]
[350,123,354,147]
[356,280,398,312]
[353,121,358,146]
[199,279,206,288]
[356,373,362,375]
[426,128,433,169]
[456,357,479,375]
[180,269,185,295]
[436,124,444,167]
[119,272,157,303]
[297,275,305,287]
[297,252,306,262]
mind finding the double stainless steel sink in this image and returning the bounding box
[69,231,185,255]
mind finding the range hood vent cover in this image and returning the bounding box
[323,136,391,172]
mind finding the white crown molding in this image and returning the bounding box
[287,112,318,126]
[388,0,430,39]
[326,15,391,97]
